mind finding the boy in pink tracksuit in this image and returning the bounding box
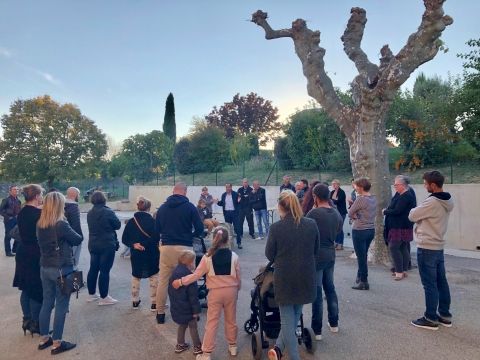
[172,226,241,360]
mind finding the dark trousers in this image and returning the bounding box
[311,260,339,335]
[335,214,346,245]
[389,241,410,273]
[417,248,451,321]
[87,249,115,298]
[20,290,42,322]
[238,207,255,238]
[352,229,375,282]
[4,218,17,255]
[177,319,201,346]
[223,210,241,245]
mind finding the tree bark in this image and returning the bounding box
[252,1,452,264]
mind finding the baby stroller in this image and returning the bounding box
[192,231,210,304]
[244,262,316,360]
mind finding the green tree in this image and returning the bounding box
[205,92,281,145]
[173,138,193,174]
[163,93,176,142]
[229,135,252,166]
[121,130,173,183]
[273,137,293,170]
[0,95,107,187]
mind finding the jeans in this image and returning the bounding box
[311,261,338,334]
[20,290,42,322]
[72,244,82,270]
[238,207,255,237]
[224,210,241,244]
[4,218,17,255]
[39,266,72,340]
[276,304,303,360]
[87,249,116,298]
[352,229,375,282]
[389,241,410,273]
[254,209,269,237]
[335,214,346,245]
[417,248,451,321]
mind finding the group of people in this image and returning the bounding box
[1,169,455,358]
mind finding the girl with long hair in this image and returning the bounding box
[172,226,241,360]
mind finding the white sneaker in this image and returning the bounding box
[196,353,211,360]
[315,334,322,341]
[255,236,263,240]
[228,344,237,356]
[98,295,118,306]
[328,323,339,333]
[86,294,100,302]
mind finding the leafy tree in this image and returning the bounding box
[173,138,193,174]
[0,95,107,187]
[229,135,252,166]
[163,93,176,142]
[205,92,281,145]
[121,130,173,183]
[273,137,293,170]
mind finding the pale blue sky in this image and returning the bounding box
[0,0,478,144]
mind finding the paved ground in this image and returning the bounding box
[1,212,479,360]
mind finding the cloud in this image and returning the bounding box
[37,70,61,85]
[0,46,12,58]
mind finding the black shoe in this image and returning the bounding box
[237,244,243,249]
[156,313,165,324]
[29,320,40,337]
[150,303,156,312]
[267,345,282,360]
[352,282,369,290]
[6,253,14,257]
[38,337,53,350]
[250,234,255,239]
[132,300,141,309]
[411,316,439,330]
[22,318,31,336]
[438,316,452,328]
[51,341,76,355]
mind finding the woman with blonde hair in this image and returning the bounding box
[172,226,241,360]
[265,190,319,360]
[122,196,160,310]
[37,192,83,355]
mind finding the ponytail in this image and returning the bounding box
[207,226,230,257]
[278,190,303,225]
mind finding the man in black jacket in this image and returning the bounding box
[250,180,268,239]
[65,187,84,269]
[0,185,21,256]
[155,182,203,324]
[216,183,242,248]
[237,178,255,244]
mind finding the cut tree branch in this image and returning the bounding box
[379,0,453,92]
[252,10,353,136]
[341,7,379,87]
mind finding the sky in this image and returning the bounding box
[0,0,478,145]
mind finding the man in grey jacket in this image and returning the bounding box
[409,171,454,331]
[65,187,83,269]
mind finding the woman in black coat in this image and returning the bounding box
[13,184,44,335]
[122,197,160,310]
[86,191,121,305]
[265,190,319,360]
[330,180,347,250]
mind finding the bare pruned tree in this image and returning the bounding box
[252,0,453,263]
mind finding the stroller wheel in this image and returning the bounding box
[244,319,259,334]
[302,328,316,354]
[251,332,263,360]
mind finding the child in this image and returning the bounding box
[197,199,219,233]
[168,250,203,356]
[172,226,241,360]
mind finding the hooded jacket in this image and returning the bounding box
[408,192,454,250]
[155,194,204,247]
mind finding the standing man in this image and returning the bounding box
[216,184,242,248]
[280,175,295,192]
[409,171,454,330]
[250,180,268,239]
[237,178,255,244]
[155,182,204,324]
[65,187,83,269]
[330,180,347,251]
[295,181,305,204]
[0,185,21,257]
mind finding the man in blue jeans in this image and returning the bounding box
[306,183,343,340]
[250,180,269,239]
[409,171,454,330]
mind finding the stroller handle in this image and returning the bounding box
[265,261,274,271]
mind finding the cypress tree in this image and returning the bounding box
[163,93,176,142]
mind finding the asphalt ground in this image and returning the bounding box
[1,212,479,360]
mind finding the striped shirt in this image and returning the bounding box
[348,195,377,230]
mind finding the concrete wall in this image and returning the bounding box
[121,184,480,252]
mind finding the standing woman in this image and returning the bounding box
[348,178,377,290]
[37,192,83,354]
[265,190,319,360]
[122,196,160,310]
[301,180,320,215]
[330,180,347,250]
[383,175,416,280]
[13,184,44,336]
[87,191,121,305]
